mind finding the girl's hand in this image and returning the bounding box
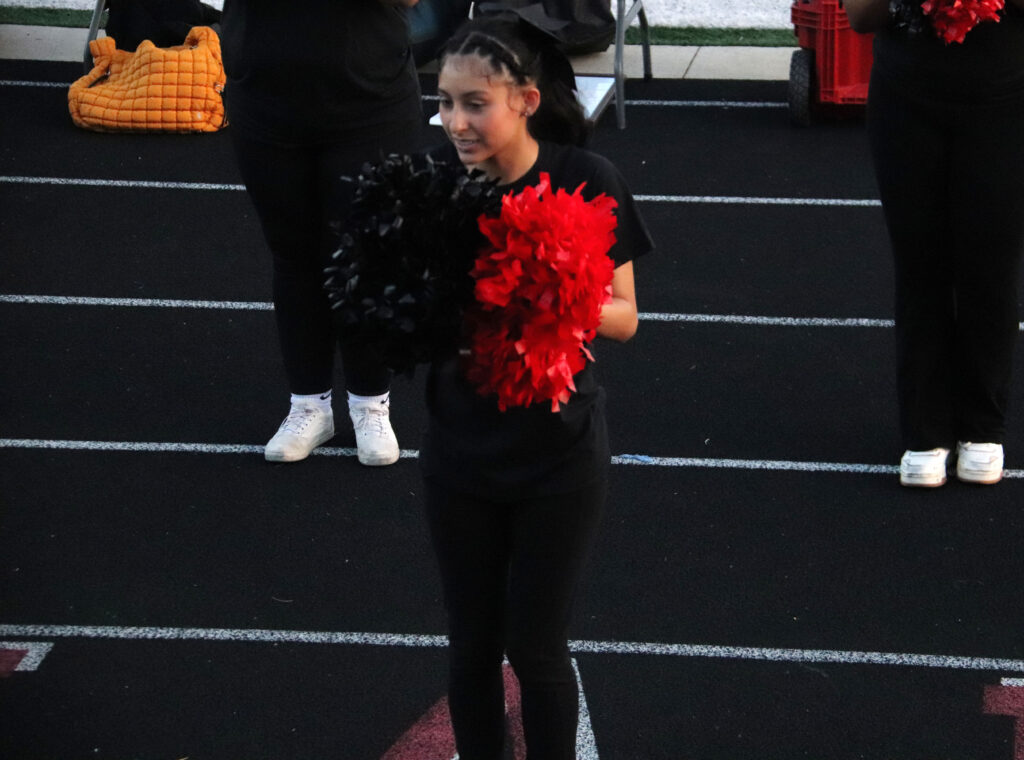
[597,262,638,342]
[843,0,891,32]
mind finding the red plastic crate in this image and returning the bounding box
[791,0,873,105]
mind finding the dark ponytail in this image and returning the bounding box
[438,16,592,147]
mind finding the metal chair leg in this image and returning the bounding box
[83,0,106,72]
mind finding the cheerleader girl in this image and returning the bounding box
[419,15,654,758]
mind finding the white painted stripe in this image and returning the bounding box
[565,638,1024,673]
[12,296,1024,333]
[612,454,898,474]
[0,79,67,88]
[1,175,879,206]
[0,641,54,671]
[0,175,246,191]
[3,438,1022,479]
[572,658,600,760]
[642,312,896,328]
[1002,678,1024,686]
[0,294,273,310]
[0,624,1021,673]
[0,296,898,327]
[0,438,417,459]
[626,99,787,108]
[635,194,882,206]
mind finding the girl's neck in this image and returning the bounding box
[477,135,540,186]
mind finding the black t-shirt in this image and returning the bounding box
[219,0,422,141]
[872,10,1024,104]
[419,140,655,500]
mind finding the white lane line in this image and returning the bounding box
[4,80,787,110]
[613,454,897,474]
[0,175,246,191]
[635,194,881,206]
[0,624,1021,673]
[0,294,273,310]
[625,99,787,108]
[0,641,54,671]
[1,175,878,205]
[0,438,416,459]
[11,296,1024,333]
[3,439,1022,479]
[643,313,895,328]
[0,80,68,88]
[572,658,600,760]
[1,295,899,327]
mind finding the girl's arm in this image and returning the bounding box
[843,0,891,33]
[597,262,638,342]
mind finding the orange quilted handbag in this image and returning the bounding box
[68,26,226,133]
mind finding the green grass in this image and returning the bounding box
[0,8,796,46]
[625,26,796,46]
[0,8,102,27]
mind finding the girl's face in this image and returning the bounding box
[437,53,540,182]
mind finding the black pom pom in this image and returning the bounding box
[324,153,501,375]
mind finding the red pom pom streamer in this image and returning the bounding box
[464,173,618,412]
[921,0,1004,44]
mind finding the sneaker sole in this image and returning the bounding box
[264,430,335,463]
[357,450,400,466]
[956,469,1003,485]
[899,474,947,488]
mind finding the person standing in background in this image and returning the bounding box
[846,0,1024,487]
[220,0,424,464]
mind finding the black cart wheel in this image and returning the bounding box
[788,48,815,127]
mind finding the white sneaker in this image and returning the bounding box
[899,447,950,488]
[956,442,1004,485]
[349,400,400,466]
[264,403,335,462]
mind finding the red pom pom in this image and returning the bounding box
[921,0,1004,44]
[465,173,618,411]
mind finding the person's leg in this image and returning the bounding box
[231,130,336,394]
[867,76,957,453]
[505,479,607,759]
[316,117,424,464]
[230,130,337,461]
[423,480,509,759]
[948,100,1024,445]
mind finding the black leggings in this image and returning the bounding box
[866,75,1024,449]
[423,478,607,760]
[229,121,420,395]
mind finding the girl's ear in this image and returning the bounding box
[522,86,541,115]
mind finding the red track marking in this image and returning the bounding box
[983,683,1024,760]
[381,664,527,760]
[0,647,27,676]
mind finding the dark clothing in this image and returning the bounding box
[419,140,654,499]
[220,0,422,142]
[420,139,652,759]
[229,123,421,395]
[866,13,1024,449]
[220,1,424,395]
[872,12,1024,104]
[423,478,607,760]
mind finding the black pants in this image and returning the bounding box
[423,478,607,760]
[229,120,420,395]
[866,75,1024,450]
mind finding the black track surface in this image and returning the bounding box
[2,61,1023,760]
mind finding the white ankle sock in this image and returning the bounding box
[348,391,390,408]
[291,390,333,411]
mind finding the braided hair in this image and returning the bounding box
[438,16,591,147]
